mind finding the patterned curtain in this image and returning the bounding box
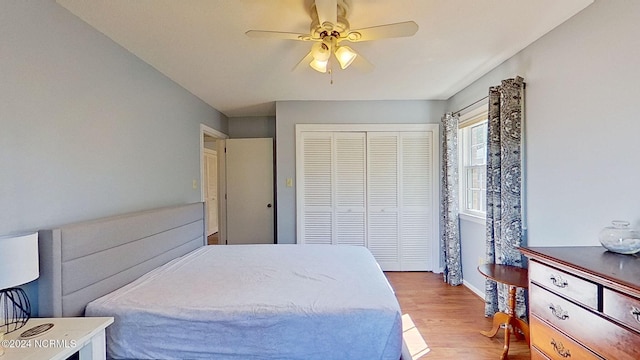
[484,76,527,319]
[441,112,463,286]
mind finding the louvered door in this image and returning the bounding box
[334,133,366,246]
[300,132,333,245]
[297,128,437,271]
[367,133,400,270]
[366,132,434,270]
[400,132,433,270]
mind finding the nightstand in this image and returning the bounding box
[1,317,113,360]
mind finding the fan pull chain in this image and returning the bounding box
[328,56,334,85]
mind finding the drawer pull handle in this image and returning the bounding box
[631,306,640,323]
[551,339,571,358]
[549,304,570,320]
[549,274,568,288]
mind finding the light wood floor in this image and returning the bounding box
[386,271,530,360]
[207,232,219,245]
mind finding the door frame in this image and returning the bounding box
[200,124,228,244]
[203,148,219,236]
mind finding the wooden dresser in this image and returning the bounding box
[519,247,640,360]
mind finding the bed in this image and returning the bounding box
[37,203,402,359]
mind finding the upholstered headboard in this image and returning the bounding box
[38,202,205,317]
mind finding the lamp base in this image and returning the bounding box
[0,287,31,335]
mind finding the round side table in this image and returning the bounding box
[478,263,530,360]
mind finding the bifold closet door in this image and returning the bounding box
[367,133,400,270]
[299,132,366,246]
[399,132,434,271]
[298,130,435,271]
[334,132,366,246]
[367,132,434,271]
[299,132,333,245]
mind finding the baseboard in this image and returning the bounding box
[463,280,484,300]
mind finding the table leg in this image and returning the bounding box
[480,311,510,338]
[78,329,107,360]
[510,317,530,345]
[481,285,526,360]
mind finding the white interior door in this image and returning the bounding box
[204,149,218,236]
[226,138,274,245]
[399,132,434,271]
[296,125,440,272]
[299,132,333,245]
[367,132,400,270]
[334,132,366,246]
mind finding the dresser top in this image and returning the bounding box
[520,246,640,293]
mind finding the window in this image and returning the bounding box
[459,109,488,218]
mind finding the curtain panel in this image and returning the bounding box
[484,76,527,319]
[441,113,463,286]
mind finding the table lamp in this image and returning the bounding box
[0,232,39,337]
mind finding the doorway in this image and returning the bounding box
[200,124,228,245]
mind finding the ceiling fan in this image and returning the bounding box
[245,0,418,75]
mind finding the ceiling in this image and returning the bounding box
[56,0,593,118]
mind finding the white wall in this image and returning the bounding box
[275,100,446,244]
[0,0,228,235]
[447,0,640,293]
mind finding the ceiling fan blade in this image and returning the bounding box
[245,30,310,41]
[314,0,337,27]
[346,21,419,42]
[351,50,374,73]
[292,51,315,72]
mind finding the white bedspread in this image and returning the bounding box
[85,244,402,360]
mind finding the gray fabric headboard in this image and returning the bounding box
[38,202,205,317]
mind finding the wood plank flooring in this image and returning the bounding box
[386,271,531,360]
[207,232,219,245]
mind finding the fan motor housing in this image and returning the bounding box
[309,0,351,40]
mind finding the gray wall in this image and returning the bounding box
[1,1,228,235]
[228,116,276,138]
[275,100,446,244]
[459,219,486,295]
[447,0,640,293]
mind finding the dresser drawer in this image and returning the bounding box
[530,315,601,360]
[603,288,640,333]
[530,284,640,360]
[531,345,551,360]
[529,260,598,309]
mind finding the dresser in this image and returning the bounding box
[520,247,640,360]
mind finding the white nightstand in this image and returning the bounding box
[1,317,113,360]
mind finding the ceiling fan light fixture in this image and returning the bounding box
[310,58,328,73]
[335,45,357,69]
[311,42,331,62]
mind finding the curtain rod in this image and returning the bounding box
[452,82,526,116]
[452,95,488,116]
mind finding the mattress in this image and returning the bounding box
[85,244,402,360]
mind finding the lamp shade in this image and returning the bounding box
[335,45,357,69]
[311,42,331,62]
[0,232,39,289]
[309,58,328,73]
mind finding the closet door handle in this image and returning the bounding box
[267,203,272,208]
